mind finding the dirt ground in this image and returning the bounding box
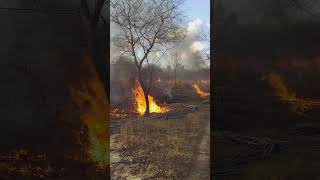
[110,102,210,180]
[213,78,320,180]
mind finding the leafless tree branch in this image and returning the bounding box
[111,0,185,115]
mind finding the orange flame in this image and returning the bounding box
[192,83,210,98]
[265,72,320,114]
[132,81,169,115]
[68,50,109,169]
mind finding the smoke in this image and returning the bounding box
[187,19,203,36]
[110,22,122,62]
[110,21,138,106]
[110,56,137,106]
[163,87,173,99]
[173,18,209,70]
[109,2,210,106]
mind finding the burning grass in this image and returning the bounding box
[192,80,210,98]
[111,110,209,179]
[110,108,131,119]
[0,149,65,177]
[68,53,109,169]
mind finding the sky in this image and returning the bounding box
[177,0,210,69]
[110,0,211,69]
[184,0,210,26]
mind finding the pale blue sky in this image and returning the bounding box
[184,0,210,25]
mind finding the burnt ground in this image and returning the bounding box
[110,101,210,179]
[213,76,320,179]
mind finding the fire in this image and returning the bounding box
[265,72,320,114]
[0,149,65,177]
[68,50,109,169]
[192,82,210,98]
[132,80,169,115]
[110,108,130,119]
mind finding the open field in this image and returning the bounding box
[213,72,320,179]
[111,103,210,180]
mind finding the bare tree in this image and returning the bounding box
[111,0,184,115]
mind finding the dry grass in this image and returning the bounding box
[113,111,209,179]
[242,154,319,180]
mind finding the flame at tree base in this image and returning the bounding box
[132,80,169,115]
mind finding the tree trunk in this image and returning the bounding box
[144,90,150,115]
[138,71,150,116]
